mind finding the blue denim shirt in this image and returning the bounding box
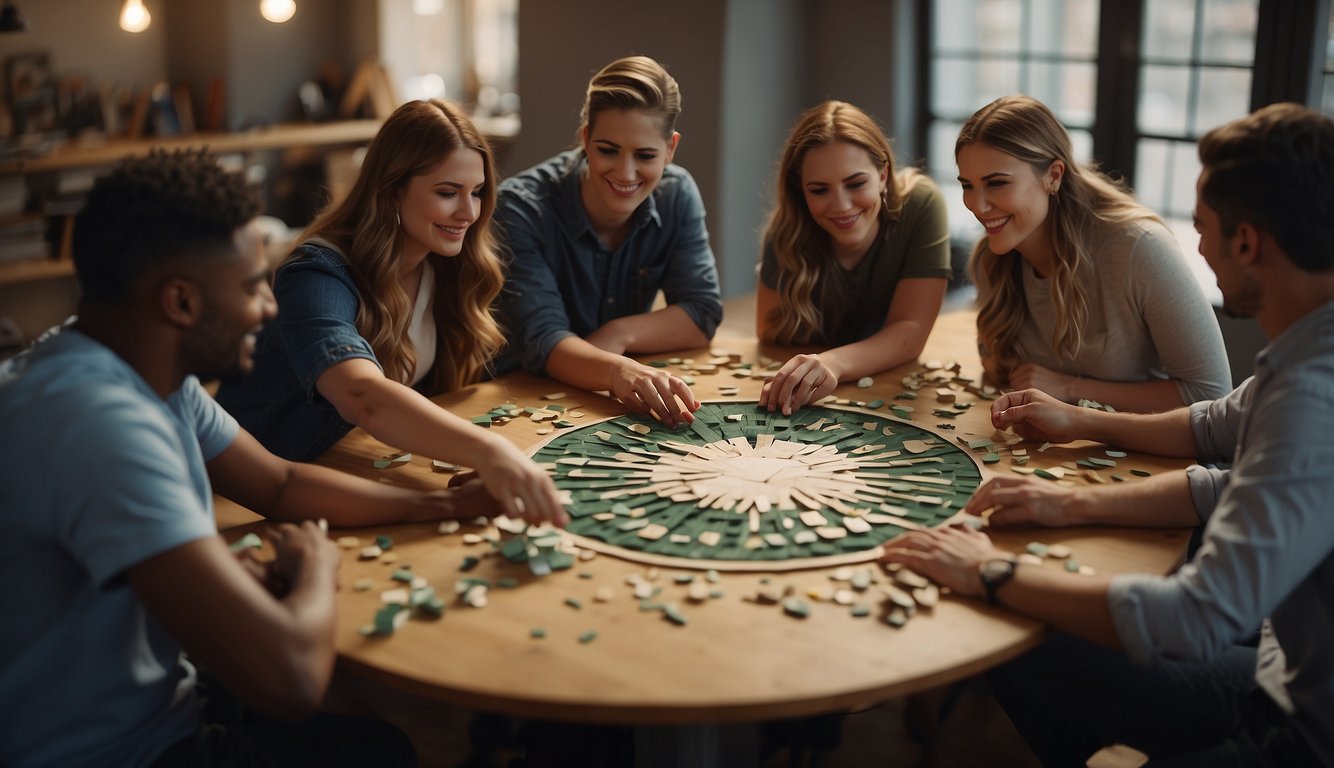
[494,150,723,375]
[215,242,415,461]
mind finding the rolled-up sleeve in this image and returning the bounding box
[495,191,576,375]
[273,258,378,399]
[1189,378,1250,464]
[658,172,722,339]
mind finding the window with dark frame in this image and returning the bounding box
[918,0,1331,290]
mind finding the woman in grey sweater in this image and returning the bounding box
[955,95,1230,411]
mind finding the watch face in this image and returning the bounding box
[981,558,1014,582]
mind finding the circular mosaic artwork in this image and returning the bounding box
[533,401,982,571]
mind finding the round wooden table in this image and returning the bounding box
[311,315,1192,730]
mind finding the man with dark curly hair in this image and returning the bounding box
[0,150,495,766]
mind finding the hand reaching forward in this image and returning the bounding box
[964,476,1084,527]
[760,354,838,415]
[473,438,570,528]
[610,360,701,428]
[990,388,1087,444]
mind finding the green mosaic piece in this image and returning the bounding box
[531,401,980,567]
[1130,469,1152,477]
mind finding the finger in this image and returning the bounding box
[666,376,699,422]
[638,377,678,427]
[759,379,776,409]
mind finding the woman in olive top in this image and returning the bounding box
[758,100,952,415]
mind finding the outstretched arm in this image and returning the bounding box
[312,359,566,526]
[989,388,1197,457]
[207,428,506,528]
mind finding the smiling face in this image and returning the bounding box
[798,141,889,262]
[396,148,486,261]
[957,142,1063,260]
[580,108,679,228]
[183,218,276,378]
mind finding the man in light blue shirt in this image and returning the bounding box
[882,103,1334,765]
[0,150,497,767]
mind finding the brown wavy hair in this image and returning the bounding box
[292,98,504,391]
[761,100,925,344]
[958,95,1160,371]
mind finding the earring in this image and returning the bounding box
[395,209,401,227]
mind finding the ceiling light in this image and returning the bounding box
[260,0,296,23]
[119,0,150,33]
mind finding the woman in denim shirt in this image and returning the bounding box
[216,99,565,526]
[495,55,723,428]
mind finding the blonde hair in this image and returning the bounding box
[761,100,924,344]
[292,99,504,391]
[958,95,1159,371]
[577,55,681,143]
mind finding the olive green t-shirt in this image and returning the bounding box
[759,179,952,345]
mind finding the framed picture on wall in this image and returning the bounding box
[5,51,58,136]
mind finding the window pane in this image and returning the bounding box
[1026,61,1097,126]
[1168,141,1202,218]
[1193,67,1251,133]
[1026,0,1099,57]
[1143,0,1196,63]
[1327,3,1334,71]
[1198,0,1257,65]
[932,57,1022,118]
[1139,65,1191,135]
[1323,74,1334,118]
[933,0,976,51]
[928,120,965,180]
[975,0,1024,54]
[1135,138,1171,212]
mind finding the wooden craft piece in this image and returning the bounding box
[530,401,980,571]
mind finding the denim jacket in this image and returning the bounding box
[494,150,723,375]
[215,242,421,461]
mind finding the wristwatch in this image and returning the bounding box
[979,556,1018,606]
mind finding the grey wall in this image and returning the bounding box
[718,0,806,297]
[0,0,167,104]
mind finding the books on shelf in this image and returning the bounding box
[0,212,50,263]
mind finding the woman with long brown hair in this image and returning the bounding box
[957,95,1230,410]
[217,99,564,526]
[757,100,952,414]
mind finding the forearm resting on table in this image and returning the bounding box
[817,319,934,383]
[1071,406,1198,458]
[266,463,471,526]
[545,336,647,392]
[993,566,1124,649]
[1063,376,1190,416]
[1057,470,1201,528]
[586,305,710,355]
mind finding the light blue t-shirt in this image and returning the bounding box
[0,324,238,767]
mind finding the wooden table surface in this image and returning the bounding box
[289,309,1191,725]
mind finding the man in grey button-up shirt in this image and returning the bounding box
[880,103,1334,766]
